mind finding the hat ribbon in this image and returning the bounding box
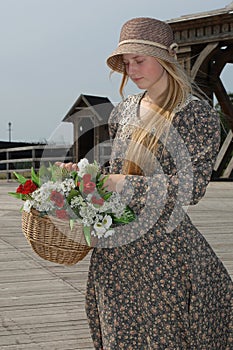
[118,39,178,56]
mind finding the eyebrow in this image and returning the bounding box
[122,55,144,62]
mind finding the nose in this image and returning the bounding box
[126,62,136,76]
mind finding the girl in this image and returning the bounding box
[85,17,232,349]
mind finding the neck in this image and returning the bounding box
[145,69,168,105]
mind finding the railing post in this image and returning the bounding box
[32,147,36,170]
[6,150,11,181]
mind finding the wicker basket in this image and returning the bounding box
[22,209,93,265]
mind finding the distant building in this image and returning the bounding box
[63,94,114,166]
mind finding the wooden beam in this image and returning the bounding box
[191,42,219,79]
[213,77,233,130]
[214,130,233,177]
[222,155,233,178]
[210,44,233,77]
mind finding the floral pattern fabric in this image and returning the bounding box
[85,93,233,349]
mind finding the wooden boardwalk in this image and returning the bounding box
[0,180,232,349]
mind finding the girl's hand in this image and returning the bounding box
[104,174,126,193]
[55,162,78,172]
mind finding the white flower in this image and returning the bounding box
[102,214,112,229]
[23,200,33,213]
[84,163,99,178]
[61,178,75,195]
[99,192,125,218]
[93,222,107,236]
[92,215,114,238]
[104,229,115,238]
[77,158,100,178]
[70,196,86,208]
[77,158,89,177]
[79,204,98,226]
[30,181,59,212]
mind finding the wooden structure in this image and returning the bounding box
[0,145,73,180]
[168,2,233,178]
[63,94,114,166]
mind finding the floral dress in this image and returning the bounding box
[85,93,233,349]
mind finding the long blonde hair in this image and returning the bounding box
[121,58,198,175]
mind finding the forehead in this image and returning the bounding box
[122,53,147,60]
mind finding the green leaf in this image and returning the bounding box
[31,167,40,187]
[38,165,51,182]
[69,219,74,230]
[71,170,78,182]
[13,172,27,184]
[96,174,108,189]
[50,164,61,182]
[8,192,27,200]
[79,180,84,193]
[83,226,91,246]
[102,192,112,201]
[113,207,136,224]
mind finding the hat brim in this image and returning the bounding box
[106,43,176,73]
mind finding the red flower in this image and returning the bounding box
[82,173,96,194]
[83,182,96,194]
[91,195,104,206]
[83,174,91,183]
[16,180,38,195]
[50,191,64,208]
[55,209,69,220]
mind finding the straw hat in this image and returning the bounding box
[107,17,178,73]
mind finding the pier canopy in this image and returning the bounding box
[168,2,233,179]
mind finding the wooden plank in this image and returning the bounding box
[0,181,93,350]
[0,180,232,349]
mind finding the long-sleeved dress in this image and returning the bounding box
[85,93,233,350]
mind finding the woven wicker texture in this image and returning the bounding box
[107,17,177,73]
[22,209,92,265]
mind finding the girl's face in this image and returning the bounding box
[122,54,165,90]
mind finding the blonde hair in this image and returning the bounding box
[121,58,198,175]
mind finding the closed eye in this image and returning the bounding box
[123,60,144,66]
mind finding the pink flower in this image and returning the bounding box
[91,196,104,206]
[82,173,96,194]
[55,209,69,220]
[83,174,92,183]
[50,191,64,208]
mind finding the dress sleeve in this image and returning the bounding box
[119,100,220,231]
[177,100,220,205]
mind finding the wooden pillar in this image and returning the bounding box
[213,77,233,131]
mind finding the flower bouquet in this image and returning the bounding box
[9,158,135,265]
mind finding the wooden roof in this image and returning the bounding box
[167,2,233,46]
[62,94,114,124]
[168,2,233,24]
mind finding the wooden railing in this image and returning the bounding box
[0,145,73,180]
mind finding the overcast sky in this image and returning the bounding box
[0,0,232,143]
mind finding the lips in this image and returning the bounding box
[132,77,143,83]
